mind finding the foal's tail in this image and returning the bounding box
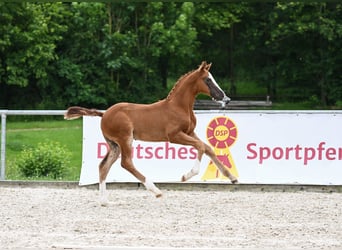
[64,106,104,120]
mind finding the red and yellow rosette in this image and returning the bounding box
[202,116,239,180]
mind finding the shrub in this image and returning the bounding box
[16,141,71,179]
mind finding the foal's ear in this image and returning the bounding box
[198,61,211,71]
[205,63,212,71]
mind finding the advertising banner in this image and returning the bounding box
[80,111,342,185]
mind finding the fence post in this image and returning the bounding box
[1,112,7,180]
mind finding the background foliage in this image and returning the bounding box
[0,2,341,109]
[16,141,71,179]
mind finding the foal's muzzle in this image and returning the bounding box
[215,95,230,108]
[223,95,231,104]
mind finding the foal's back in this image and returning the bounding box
[101,100,187,142]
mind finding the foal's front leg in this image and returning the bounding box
[169,132,206,182]
[180,133,238,183]
[204,143,238,183]
[181,158,201,182]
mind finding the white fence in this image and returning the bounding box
[0,110,66,180]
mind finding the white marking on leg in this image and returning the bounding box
[182,159,200,182]
[143,178,162,198]
[99,181,109,206]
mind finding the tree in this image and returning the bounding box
[0,2,341,109]
[234,2,342,106]
[104,2,198,93]
[0,3,67,108]
[268,2,342,105]
[194,2,249,95]
[48,2,110,108]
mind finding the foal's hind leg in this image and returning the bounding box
[99,139,120,205]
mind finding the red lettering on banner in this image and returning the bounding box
[260,147,271,164]
[135,144,144,159]
[273,147,283,160]
[326,148,336,160]
[246,142,342,166]
[178,147,188,159]
[246,143,257,160]
[165,142,176,159]
[97,143,109,158]
[285,147,293,159]
[294,145,302,160]
[155,147,163,159]
[304,147,315,165]
[317,142,325,160]
[145,146,153,159]
[96,142,198,160]
[189,147,198,159]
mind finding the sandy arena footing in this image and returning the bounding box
[0,182,341,249]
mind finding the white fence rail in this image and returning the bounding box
[0,110,66,180]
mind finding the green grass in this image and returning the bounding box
[4,119,83,181]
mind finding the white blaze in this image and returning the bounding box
[208,72,230,107]
[208,72,224,92]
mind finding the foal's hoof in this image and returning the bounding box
[100,199,109,207]
[156,193,163,198]
[181,175,186,182]
[231,179,238,184]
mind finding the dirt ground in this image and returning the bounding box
[0,185,341,249]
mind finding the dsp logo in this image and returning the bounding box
[202,116,239,180]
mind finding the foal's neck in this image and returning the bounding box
[165,73,198,111]
[166,70,194,101]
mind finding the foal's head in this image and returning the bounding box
[195,61,230,107]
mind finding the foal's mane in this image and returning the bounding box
[166,69,197,100]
